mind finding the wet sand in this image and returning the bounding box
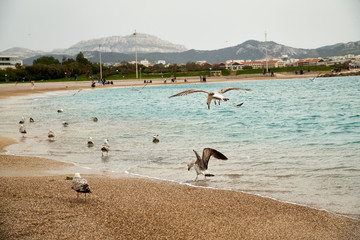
[1,75,359,239]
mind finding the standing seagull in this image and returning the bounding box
[19,117,25,124]
[101,139,110,156]
[153,134,159,143]
[87,137,94,147]
[71,173,92,201]
[169,87,251,109]
[19,124,27,137]
[48,129,55,141]
[187,148,228,181]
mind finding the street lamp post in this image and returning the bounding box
[99,44,103,80]
[265,31,268,74]
[134,30,138,79]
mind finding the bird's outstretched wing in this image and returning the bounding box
[169,89,209,98]
[219,87,251,94]
[193,149,202,165]
[202,148,228,170]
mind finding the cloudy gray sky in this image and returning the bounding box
[1,0,359,52]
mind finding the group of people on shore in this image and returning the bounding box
[92,79,114,87]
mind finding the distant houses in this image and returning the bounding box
[0,55,23,69]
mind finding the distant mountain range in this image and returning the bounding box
[1,33,359,65]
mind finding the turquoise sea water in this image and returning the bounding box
[1,76,359,219]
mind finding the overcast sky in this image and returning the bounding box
[1,0,360,52]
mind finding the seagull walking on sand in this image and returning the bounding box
[29,117,35,123]
[71,173,92,201]
[48,129,55,141]
[187,148,228,181]
[101,139,110,156]
[62,121,69,127]
[19,124,27,137]
[169,87,251,109]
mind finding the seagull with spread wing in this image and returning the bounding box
[169,87,251,109]
[187,148,228,181]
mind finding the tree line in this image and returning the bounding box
[1,52,226,82]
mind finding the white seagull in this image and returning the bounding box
[57,109,63,113]
[101,139,110,156]
[19,117,25,124]
[169,87,251,109]
[87,137,94,147]
[187,148,228,181]
[48,129,55,141]
[153,134,159,143]
[19,124,27,137]
[71,173,92,201]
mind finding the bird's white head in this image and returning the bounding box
[187,161,195,171]
[74,173,81,178]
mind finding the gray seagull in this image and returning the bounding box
[169,87,251,109]
[71,173,92,201]
[187,148,228,181]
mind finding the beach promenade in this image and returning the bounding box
[1,74,359,239]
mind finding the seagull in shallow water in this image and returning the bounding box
[87,137,94,147]
[71,173,92,201]
[57,109,63,113]
[19,117,25,124]
[101,139,110,156]
[48,129,55,141]
[29,117,35,123]
[187,148,228,181]
[19,124,27,137]
[153,134,159,143]
[169,87,251,109]
[92,117,98,122]
[62,121,69,127]
[234,102,244,107]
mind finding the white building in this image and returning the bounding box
[0,55,22,69]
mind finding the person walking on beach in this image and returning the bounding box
[31,81,35,89]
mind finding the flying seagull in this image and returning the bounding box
[187,148,228,181]
[169,87,251,109]
[132,83,148,93]
[71,173,92,201]
[310,73,321,82]
[19,124,27,137]
[234,102,244,107]
[73,89,82,96]
[101,139,110,156]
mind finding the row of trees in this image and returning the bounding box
[1,52,226,82]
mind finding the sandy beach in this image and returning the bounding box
[1,75,359,239]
